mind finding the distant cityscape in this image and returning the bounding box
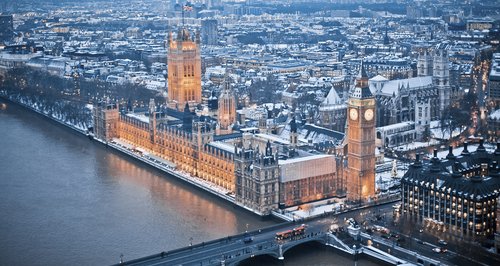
[1,0,500,265]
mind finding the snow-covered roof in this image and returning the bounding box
[279,154,331,165]
[489,109,500,120]
[125,112,150,123]
[321,86,343,105]
[374,76,433,96]
[370,75,389,82]
[207,141,235,154]
[255,133,289,145]
[378,121,415,132]
[279,154,335,182]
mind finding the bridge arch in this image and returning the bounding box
[236,253,281,266]
[282,238,326,255]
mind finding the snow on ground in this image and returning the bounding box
[284,198,346,219]
[429,120,465,140]
[392,139,440,151]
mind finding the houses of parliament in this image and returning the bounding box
[93,28,376,215]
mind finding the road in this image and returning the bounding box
[342,203,500,266]
[119,202,500,266]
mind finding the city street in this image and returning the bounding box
[329,202,500,266]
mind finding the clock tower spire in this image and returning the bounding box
[346,61,376,202]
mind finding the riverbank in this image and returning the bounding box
[0,93,277,219]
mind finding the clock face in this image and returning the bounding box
[349,108,358,121]
[364,109,374,121]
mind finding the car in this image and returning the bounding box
[390,233,400,239]
[432,247,441,253]
[381,234,391,239]
[438,239,447,245]
[243,233,253,243]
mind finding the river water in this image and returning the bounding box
[0,99,381,266]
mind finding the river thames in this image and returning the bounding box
[0,99,381,266]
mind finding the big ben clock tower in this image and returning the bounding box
[347,63,376,202]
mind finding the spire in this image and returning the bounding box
[358,60,368,79]
[352,60,372,99]
[149,98,156,116]
[290,117,297,133]
[222,67,231,92]
[168,31,173,47]
[182,102,193,131]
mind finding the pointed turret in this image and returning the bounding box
[265,140,272,156]
[218,69,236,134]
[183,102,193,131]
[352,61,372,99]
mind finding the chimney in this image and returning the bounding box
[461,142,470,156]
[446,145,455,160]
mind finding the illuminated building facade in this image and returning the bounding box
[235,138,280,215]
[167,29,202,109]
[402,142,500,236]
[93,101,119,141]
[279,155,338,208]
[346,64,376,202]
[117,104,236,191]
[217,76,236,135]
[96,95,350,215]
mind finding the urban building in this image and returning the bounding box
[93,99,350,216]
[235,138,280,215]
[167,29,202,110]
[402,142,500,237]
[201,19,218,46]
[433,49,451,114]
[346,64,376,202]
[376,122,416,148]
[92,101,119,141]
[488,109,500,142]
[489,53,500,108]
[414,99,431,141]
[317,85,347,133]
[279,154,338,208]
[0,14,13,44]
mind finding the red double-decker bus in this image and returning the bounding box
[292,225,306,236]
[275,224,307,240]
[275,229,293,240]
